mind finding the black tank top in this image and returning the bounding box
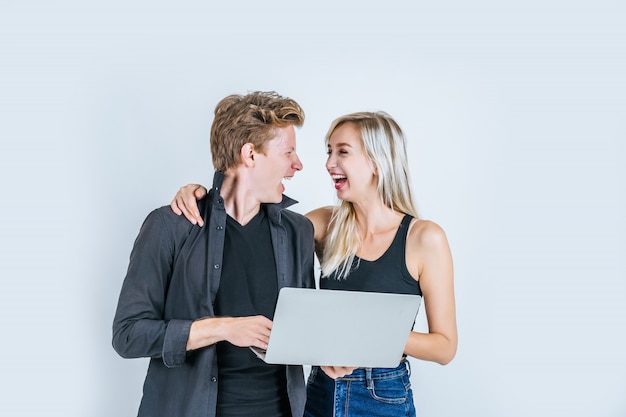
[321,214,422,296]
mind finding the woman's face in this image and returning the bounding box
[325,122,377,203]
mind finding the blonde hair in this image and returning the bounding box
[210,91,304,172]
[321,112,418,279]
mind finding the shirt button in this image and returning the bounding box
[217,198,223,204]
[213,264,220,269]
[216,226,223,230]
[211,376,217,382]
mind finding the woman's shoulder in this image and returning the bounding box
[405,218,453,278]
[304,206,336,240]
[407,218,450,251]
[305,206,335,225]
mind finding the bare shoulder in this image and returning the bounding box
[406,219,453,281]
[305,206,335,234]
[305,206,336,259]
[305,205,334,220]
[407,219,450,252]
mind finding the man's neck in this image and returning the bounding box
[220,171,262,226]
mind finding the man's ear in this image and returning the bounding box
[240,143,256,167]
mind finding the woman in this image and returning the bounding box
[172,111,457,417]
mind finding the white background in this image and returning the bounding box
[1,1,625,416]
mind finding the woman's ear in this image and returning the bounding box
[370,160,378,176]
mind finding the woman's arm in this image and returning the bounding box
[404,220,457,365]
[304,206,334,261]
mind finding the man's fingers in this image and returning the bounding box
[254,336,269,349]
[224,316,273,348]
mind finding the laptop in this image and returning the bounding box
[250,287,421,368]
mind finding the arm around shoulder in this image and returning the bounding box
[304,206,335,261]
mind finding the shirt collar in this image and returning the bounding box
[210,171,298,220]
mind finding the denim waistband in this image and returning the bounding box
[331,359,411,382]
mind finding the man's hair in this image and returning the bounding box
[210,91,305,172]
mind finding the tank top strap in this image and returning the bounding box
[400,213,414,229]
[398,214,414,245]
[386,214,414,258]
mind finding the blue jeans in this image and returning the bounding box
[304,360,416,417]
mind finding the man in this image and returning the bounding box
[112,91,315,417]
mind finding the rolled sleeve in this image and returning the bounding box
[162,319,193,368]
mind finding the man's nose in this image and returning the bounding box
[292,153,303,171]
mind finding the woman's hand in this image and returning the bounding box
[170,184,208,226]
[320,366,357,379]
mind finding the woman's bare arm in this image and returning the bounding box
[403,220,457,365]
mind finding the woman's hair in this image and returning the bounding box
[321,111,418,279]
[210,91,305,172]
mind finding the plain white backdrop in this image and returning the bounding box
[1,1,624,416]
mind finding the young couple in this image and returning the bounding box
[113,91,457,417]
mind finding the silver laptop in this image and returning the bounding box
[250,287,421,368]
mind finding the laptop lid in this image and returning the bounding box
[251,287,421,368]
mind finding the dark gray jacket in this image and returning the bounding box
[112,172,315,417]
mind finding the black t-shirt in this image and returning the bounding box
[214,209,291,417]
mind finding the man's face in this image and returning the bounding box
[252,125,303,203]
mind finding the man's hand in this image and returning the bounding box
[187,315,272,351]
[220,316,273,349]
[320,366,357,379]
[171,184,208,226]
